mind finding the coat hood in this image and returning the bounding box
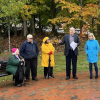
[43,37,49,43]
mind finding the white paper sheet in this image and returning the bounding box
[70,41,77,51]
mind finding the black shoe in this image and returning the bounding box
[17,84,22,87]
[66,77,70,80]
[50,76,54,78]
[32,78,38,81]
[95,75,98,79]
[25,79,29,82]
[90,75,93,79]
[44,76,47,79]
[73,76,78,79]
[21,83,25,85]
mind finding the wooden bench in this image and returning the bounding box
[0,60,11,77]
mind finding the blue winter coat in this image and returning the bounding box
[85,39,99,63]
[20,41,39,59]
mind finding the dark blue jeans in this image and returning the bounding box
[89,63,98,76]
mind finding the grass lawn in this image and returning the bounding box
[0,50,100,82]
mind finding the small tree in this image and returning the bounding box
[0,0,27,55]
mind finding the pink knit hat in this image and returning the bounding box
[12,48,18,53]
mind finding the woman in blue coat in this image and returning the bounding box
[85,33,99,79]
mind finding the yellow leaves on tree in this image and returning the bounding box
[57,0,81,13]
[21,5,33,20]
[49,0,100,35]
[81,3,99,18]
[81,3,100,33]
[49,0,81,30]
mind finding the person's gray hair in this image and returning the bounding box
[27,34,33,39]
[70,27,75,33]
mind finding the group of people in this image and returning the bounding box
[6,27,100,87]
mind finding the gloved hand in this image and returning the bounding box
[49,51,52,55]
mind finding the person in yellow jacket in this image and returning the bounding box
[41,37,55,79]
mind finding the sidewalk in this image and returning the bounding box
[0,71,100,100]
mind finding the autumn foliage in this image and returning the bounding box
[49,0,100,37]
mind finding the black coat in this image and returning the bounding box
[60,34,80,56]
[18,61,24,80]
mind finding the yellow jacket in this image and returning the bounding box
[41,37,55,67]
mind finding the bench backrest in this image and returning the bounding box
[0,60,8,72]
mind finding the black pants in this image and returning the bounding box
[25,57,37,80]
[15,68,23,86]
[44,67,53,76]
[66,49,77,78]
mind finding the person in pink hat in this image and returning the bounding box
[6,48,24,87]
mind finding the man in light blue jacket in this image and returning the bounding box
[85,33,99,79]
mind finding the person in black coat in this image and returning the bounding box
[59,27,80,80]
[20,34,39,82]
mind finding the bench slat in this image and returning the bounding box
[0,60,12,77]
[0,72,11,77]
[0,60,8,70]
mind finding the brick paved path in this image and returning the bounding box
[0,71,100,100]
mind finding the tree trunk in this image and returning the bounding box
[30,15,35,35]
[52,24,56,35]
[39,13,42,34]
[51,0,56,35]
[91,18,94,33]
[80,0,83,35]
[80,20,83,34]
[14,22,17,36]
[97,24,100,36]
[97,0,100,36]
[8,18,11,55]
[23,19,28,37]
[2,18,5,34]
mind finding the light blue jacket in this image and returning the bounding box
[85,39,99,63]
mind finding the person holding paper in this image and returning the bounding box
[59,27,80,80]
[70,41,77,50]
[85,33,99,79]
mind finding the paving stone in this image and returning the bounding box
[0,71,100,100]
[1,89,8,93]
